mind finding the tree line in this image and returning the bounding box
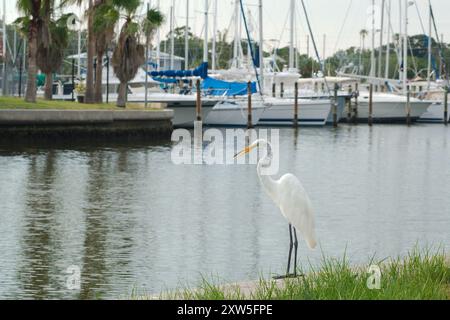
[13,0,164,107]
[7,2,450,107]
[324,33,450,80]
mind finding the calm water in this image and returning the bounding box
[0,125,449,299]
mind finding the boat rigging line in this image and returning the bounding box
[332,0,353,55]
[239,0,262,94]
[429,2,449,86]
[299,0,331,95]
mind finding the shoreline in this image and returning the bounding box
[144,252,450,300]
[0,109,174,141]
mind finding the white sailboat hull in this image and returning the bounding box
[258,98,332,126]
[419,103,450,123]
[205,100,267,127]
[169,105,214,127]
[356,94,431,122]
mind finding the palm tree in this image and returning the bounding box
[359,29,369,73]
[143,8,165,65]
[93,1,119,103]
[84,0,97,103]
[360,29,369,51]
[16,0,45,103]
[37,14,72,100]
[112,1,165,108]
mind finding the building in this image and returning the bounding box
[67,51,185,76]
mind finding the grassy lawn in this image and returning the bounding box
[138,249,449,300]
[0,97,160,111]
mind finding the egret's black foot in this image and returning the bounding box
[273,273,304,280]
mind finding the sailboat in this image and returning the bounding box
[418,0,450,123]
[337,0,432,122]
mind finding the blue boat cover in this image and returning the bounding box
[201,77,257,96]
[152,77,178,84]
[150,62,209,79]
[149,62,257,96]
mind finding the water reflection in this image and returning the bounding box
[19,153,57,299]
[0,126,449,299]
[79,151,112,299]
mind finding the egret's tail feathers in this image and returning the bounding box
[305,232,317,249]
[307,238,317,250]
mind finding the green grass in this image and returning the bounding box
[136,249,450,300]
[0,97,159,111]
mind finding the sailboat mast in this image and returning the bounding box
[185,0,189,70]
[212,0,218,70]
[247,10,252,70]
[398,0,403,82]
[289,0,295,70]
[203,0,209,64]
[427,0,432,91]
[233,0,239,68]
[378,0,385,78]
[385,0,391,79]
[259,0,264,94]
[369,0,376,78]
[403,0,408,94]
[156,0,161,71]
[323,34,326,71]
[170,1,175,69]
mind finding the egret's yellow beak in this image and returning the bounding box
[234,145,257,158]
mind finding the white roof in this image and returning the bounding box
[67,51,184,61]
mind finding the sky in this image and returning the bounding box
[4,0,450,58]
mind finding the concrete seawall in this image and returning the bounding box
[0,109,174,140]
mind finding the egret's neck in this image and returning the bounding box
[257,142,279,203]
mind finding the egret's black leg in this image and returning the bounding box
[293,227,299,277]
[286,224,294,276]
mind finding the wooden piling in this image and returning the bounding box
[294,82,299,128]
[333,83,338,127]
[353,83,359,124]
[368,84,373,126]
[247,82,253,129]
[280,82,284,98]
[347,85,352,122]
[196,79,202,121]
[444,86,448,126]
[406,85,411,126]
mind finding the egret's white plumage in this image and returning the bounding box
[235,139,317,276]
[268,173,317,250]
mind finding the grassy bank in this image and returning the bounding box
[140,250,449,300]
[0,97,158,111]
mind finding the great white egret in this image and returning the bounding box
[235,139,317,278]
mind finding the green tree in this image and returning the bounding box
[160,26,204,69]
[37,13,72,100]
[93,0,119,103]
[112,1,165,108]
[15,0,47,102]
